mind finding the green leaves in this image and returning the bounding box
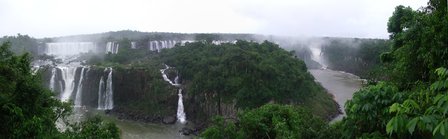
[407,117,419,134]
[160,40,326,109]
[201,104,331,139]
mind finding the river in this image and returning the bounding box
[72,107,192,139]
[309,69,364,121]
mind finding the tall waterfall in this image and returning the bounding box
[176,85,186,124]
[105,68,114,109]
[59,67,78,102]
[97,77,105,109]
[49,68,56,91]
[98,67,114,110]
[74,67,86,107]
[161,65,186,123]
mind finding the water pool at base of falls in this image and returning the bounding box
[72,107,194,139]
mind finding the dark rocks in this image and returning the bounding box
[162,116,177,124]
[180,127,194,136]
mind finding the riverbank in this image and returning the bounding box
[309,69,363,121]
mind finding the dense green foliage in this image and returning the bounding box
[200,104,335,139]
[0,42,119,138]
[64,116,120,139]
[0,34,39,55]
[342,83,406,138]
[339,0,448,138]
[160,40,336,112]
[382,1,448,88]
[0,42,67,138]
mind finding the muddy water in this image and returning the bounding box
[309,69,363,121]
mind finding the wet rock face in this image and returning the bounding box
[39,66,239,127]
[162,116,177,124]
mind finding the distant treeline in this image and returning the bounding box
[321,38,390,80]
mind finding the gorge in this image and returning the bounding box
[29,32,367,138]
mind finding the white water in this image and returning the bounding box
[49,68,56,91]
[131,42,137,49]
[98,68,114,110]
[105,68,114,109]
[160,64,186,123]
[46,42,98,57]
[160,65,179,86]
[97,76,105,109]
[74,67,86,107]
[177,89,186,124]
[308,45,362,121]
[310,47,327,69]
[106,42,120,54]
[149,40,198,52]
[59,67,77,102]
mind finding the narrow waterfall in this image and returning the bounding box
[49,68,56,91]
[160,65,178,86]
[97,67,114,110]
[97,77,105,109]
[131,42,137,49]
[105,68,114,109]
[176,87,186,124]
[161,65,186,123]
[74,67,86,107]
[59,67,78,102]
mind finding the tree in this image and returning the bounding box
[0,42,120,138]
[0,42,68,138]
[201,104,335,139]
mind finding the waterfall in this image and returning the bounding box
[105,68,114,109]
[74,67,86,107]
[177,89,186,124]
[148,40,186,52]
[310,47,328,69]
[59,67,77,102]
[49,68,56,91]
[31,66,40,75]
[97,77,105,109]
[161,64,186,123]
[106,42,119,54]
[46,42,98,57]
[97,68,114,110]
[160,65,180,86]
[131,42,137,49]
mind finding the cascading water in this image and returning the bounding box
[49,68,56,91]
[176,83,186,124]
[46,42,98,57]
[161,65,186,123]
[74,67,86,107]
[59,67,77,102]
[105,68,114,109]
[131,42,137,49]
[310,46,328,69]
[97,67,114,110]
[97,76,105,109]
[106,42,120,54]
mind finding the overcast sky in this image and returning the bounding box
[0,0,427,38]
